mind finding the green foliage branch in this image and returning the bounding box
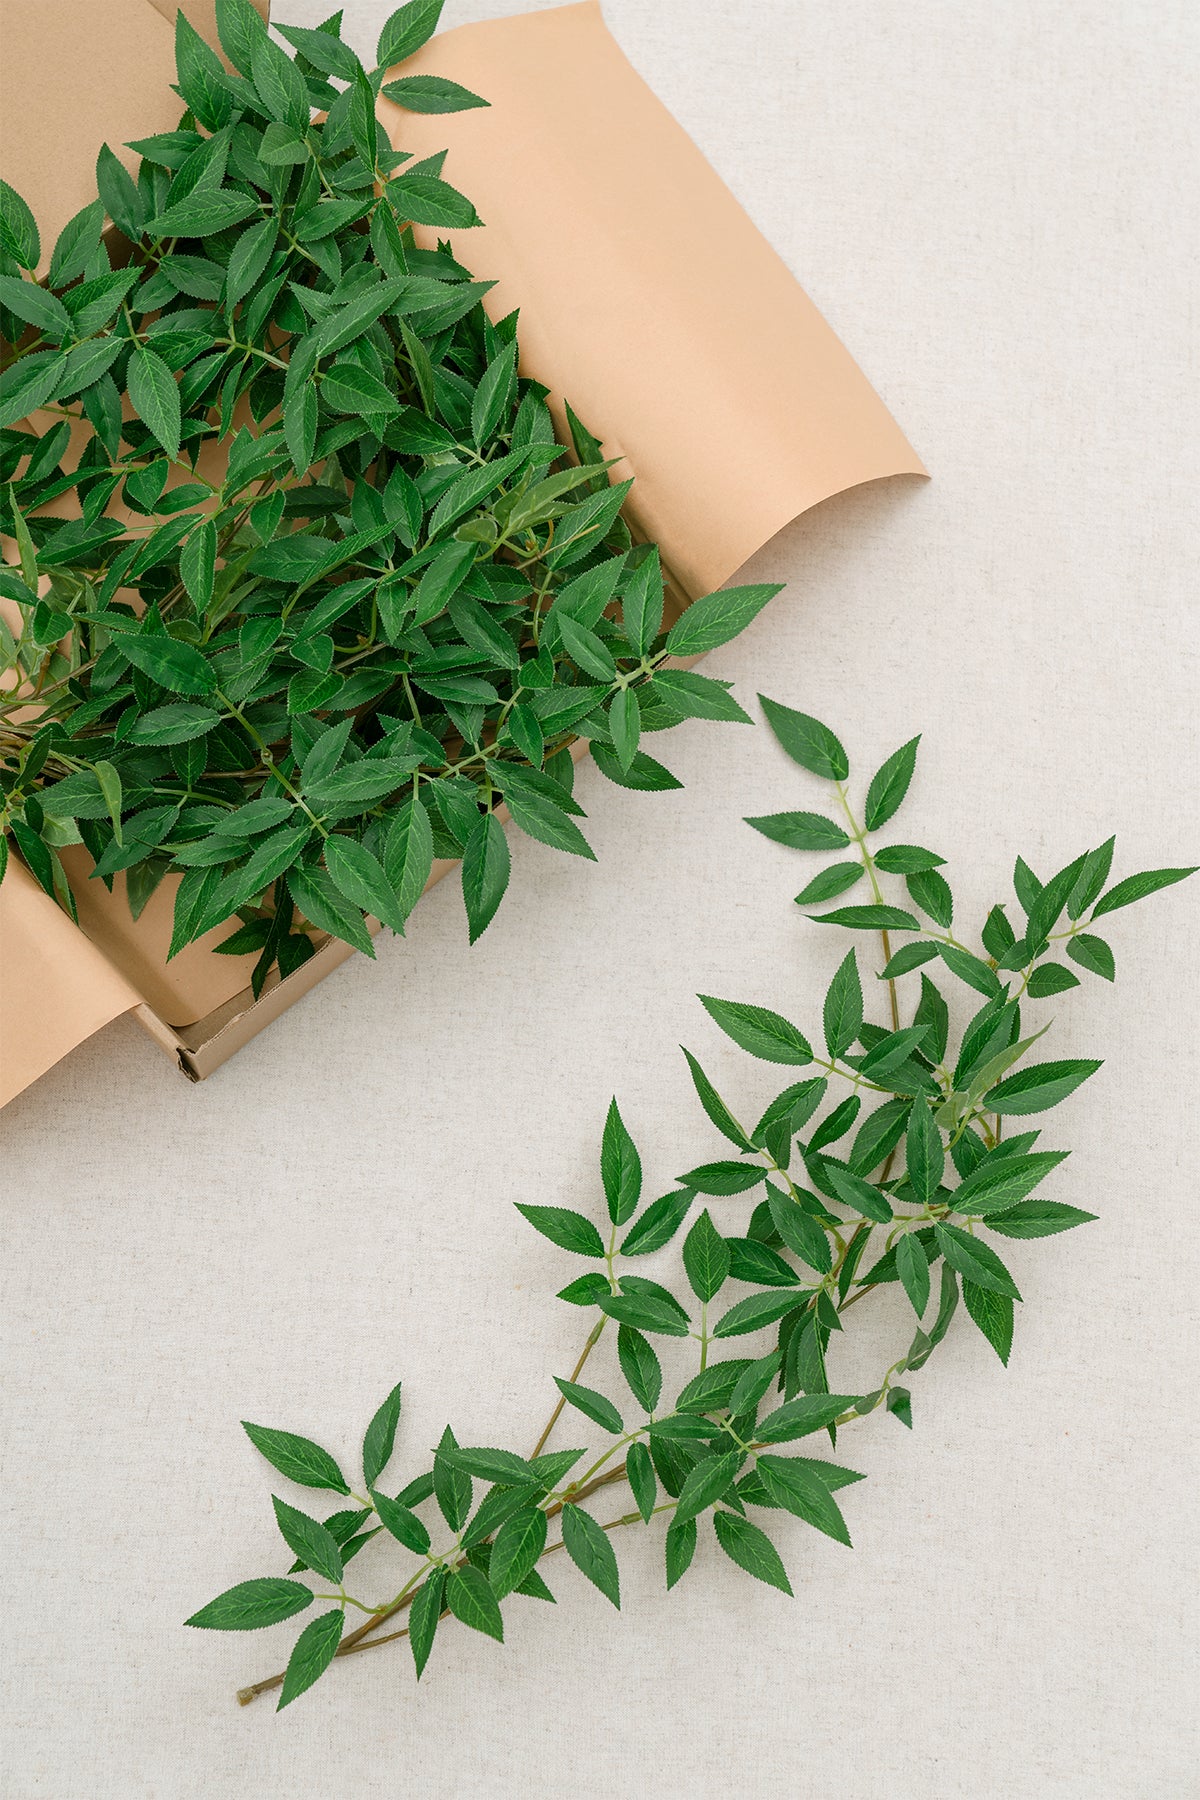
[0,0,780,987]
[186,703,1194,1709]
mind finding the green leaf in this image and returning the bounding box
[446,1563,504,1641]
[241,1422,349,1495]
[554,1378,623,1434]
[0,352,66,430]
[462,811,510,943]
[490,1506,548,1599]
[601,1097,642,1225]
[934,1223,1021,1299]
[561,1504,620,1607]
[985,1059,1102,1116]
[127,703,221,747]
[127,347,181,459]
[324,836,406,936]
[755,1394,858,1444]
[619,1189,693,1256]
[409,1569,446,1678]
[178,521,216,609]
[823,1161,893,1224]
[370,1488,430,1554]
[744,810,850,851]
[271,1496,344,1585]
[766,1186,832,1273]
[879,941,939,978]
[953,1149,1068,1217]
[698,994,813,1065]
[674,1451,741,1525]
[0,275,72,340]
[286,864,375,957]
[808,904,920,931]
[678,1159,766,1196]
[794,862,864,906]
[383,793,434,928]
[682,1209,731,1303]
[874,844,946,874]
[1026,962,1080,997]
[906,867,953,929]
[758,696,848,780]
[516,1201,605,1258]
[185,1577,312,1631]
[905,1101,944,1204]
[251,31,311,132]
[321,363,401,418]
[864,736,919,830]
[1067,932,1115,981]
[961,1279,1014,1365]
[938,942,1003,997]
[617,547,663,657]
[362,1381,403,1489]
[1066,838,1115,919]
[626,1441,657,1522]
[681,1049,754,1151]
[665,583,781,656]
[378,0,445,66]
[441,1446,539,1487]
[986,1200,1096,1238]
[651,669,750,724]
[665,1516,697,1589]
[1092,866,1196,918]
[713,1290,809,1338]
[756,1456,852,1544]
[598,1291,690,1337]
[0,177,40,269]
[823,948,863,1060]
[383,73,489,112]
[896,1233,931,1318]
[849,1097,911,1176]
[713,1509,792,1594]
[388,173,480,230]
[277,1609,344,1710]
[617,1326,662,1412]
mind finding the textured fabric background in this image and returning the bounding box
[3,3,1197,1795]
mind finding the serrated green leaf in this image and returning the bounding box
[934,1223,1021,1298]
[277,1608,343,1710]
[515,1204,604,1257]
[186,1577,313,1632]
[758,696,848,780]
[864,736,919,830]
[561,1504,620,1607]
[242,1422,349,1494]
[744,810,851,851]
[682,1209,731,1303]
[698,994,813,1066]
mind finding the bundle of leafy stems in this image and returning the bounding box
[0,0,781,985]
[181,698,1194,1709]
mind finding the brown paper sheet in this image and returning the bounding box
[0,1,923,1106]
[0,858,140,1107]
[382,2,924,600]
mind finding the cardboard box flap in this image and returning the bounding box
[0,0,180,268]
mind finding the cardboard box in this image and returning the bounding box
[0,2,922,1106]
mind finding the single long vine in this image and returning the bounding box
[182,701,1195,1710]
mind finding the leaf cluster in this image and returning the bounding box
[0,0,780,985]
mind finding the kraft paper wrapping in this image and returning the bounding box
[0,1,923,1107]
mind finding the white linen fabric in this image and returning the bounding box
[2,2,1196,1796]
